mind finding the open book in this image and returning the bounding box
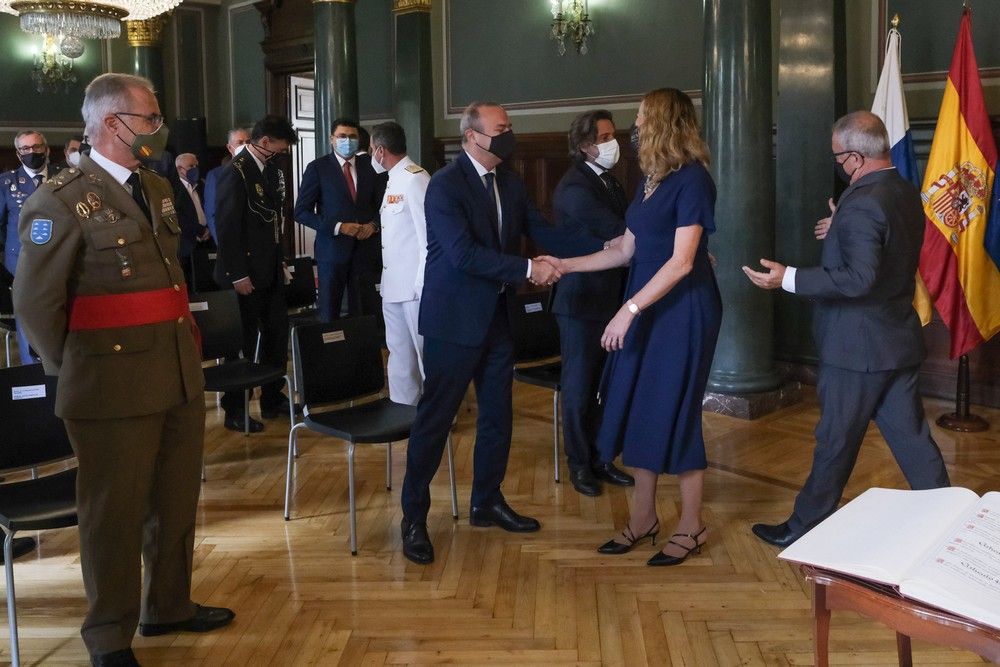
[778,487,1000,630]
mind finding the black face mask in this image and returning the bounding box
[477,130,517,162]
[629,124,640,153]
[80,140,92,156]
[20,152,46,171]
[833,151,861,184]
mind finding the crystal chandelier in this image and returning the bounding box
[0,0,181,40]
[31,33,78,93]
[550,0,593,56]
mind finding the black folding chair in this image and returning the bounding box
[509,289,564,482]
[285,316,458,555]
[0,364,78,667]
[188,291,291,473]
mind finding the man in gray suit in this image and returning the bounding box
[742,110,950,547]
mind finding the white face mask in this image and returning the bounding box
[370,147,386,175]
[67,151,81,167]
[593,139,620,170]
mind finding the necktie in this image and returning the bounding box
[484,172,500,240]
[601,172,628,216]
[126,172,151,222]
[32,175,43,188]
[343,160,357,202]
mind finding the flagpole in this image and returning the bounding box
[936,354,989,432]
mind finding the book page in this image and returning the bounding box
[899,491,1000,630]
[778,487,978,584]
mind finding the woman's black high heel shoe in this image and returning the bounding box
[647,526,707,566]
[597,520,659,554]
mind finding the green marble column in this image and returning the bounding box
[126,17,167,112]
[392,0,434,169]
[703,0,782,397]
[313,0,359,159]
[774,0,846,365]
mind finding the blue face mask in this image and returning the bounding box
[334,136,359,158]
[185,167,200,184]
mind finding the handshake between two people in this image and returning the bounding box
[528,255,567,286]
[340,221,378,240]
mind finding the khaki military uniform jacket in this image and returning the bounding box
[13,153,204,420]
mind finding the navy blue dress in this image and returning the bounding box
[595,162,722,474]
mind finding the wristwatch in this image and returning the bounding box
[626,300,640,315]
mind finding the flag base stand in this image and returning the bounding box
[935,354,989,433]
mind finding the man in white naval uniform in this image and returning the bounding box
[370,122,430,405]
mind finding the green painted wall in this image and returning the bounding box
[357,0,394,120]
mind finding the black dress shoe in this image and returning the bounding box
[593,462,635,486]
[0,536,36,563]
[223,414,264,433]
[138,604,235,637]
[648,526,706,566]
[570,468,601,496]
[91,648,141,667]
[470,499,540,532]
[401,518,434,564]
[597,519,659,554]
[752,521,801,548]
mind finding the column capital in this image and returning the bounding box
[392,0,431,13]
[126,15,167,48]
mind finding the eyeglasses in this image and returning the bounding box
[115,112,164,130]
[15,143,46,154]
[832,150,858,161]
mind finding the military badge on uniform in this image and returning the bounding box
[255,183,264,198]
[387,194,404,204]
[75,202,92,218]
[161,197,176,215]
[30,219,52,245]
[17,177,25,185]
[8,184,14,193]
[86,192,102,210]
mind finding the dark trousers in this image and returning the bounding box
[789,364,951,533]
[317,239,381,322]
[555,314,606,472]
[221,281,288,413]
[401,301,513,522]
[317,256,352,322]
[64,396,204,655]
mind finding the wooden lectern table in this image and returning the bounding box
[801,565,1000,666]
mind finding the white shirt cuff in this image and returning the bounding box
[526,259,532,279]
[334,222,343,235]
[782,266,797,293]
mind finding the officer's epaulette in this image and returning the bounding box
[46,167,83,191]
[405,164,426,174]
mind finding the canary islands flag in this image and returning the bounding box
[872,25,919,187]
[918,7,1000,358]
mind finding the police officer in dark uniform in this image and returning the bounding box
[14,73,234,667]
[213,114,298,432]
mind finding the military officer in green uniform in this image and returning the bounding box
[13,73,234,667]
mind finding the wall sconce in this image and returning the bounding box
[31,34,79,93]
[550,0,593,55]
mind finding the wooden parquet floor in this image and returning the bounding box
[5,384,999,666]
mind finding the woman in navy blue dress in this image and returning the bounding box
[538,88,722,566]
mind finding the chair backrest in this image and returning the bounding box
[292,316,385,407]
[0,281,14,328]
[284,256,317,310]
[0,364,73,472]
[188,290,244,361]
[188,245,218,294]
[507,289,560,363]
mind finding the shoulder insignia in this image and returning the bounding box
[405,164,426,174]
[47,167,83,191]
[29,219,53,245]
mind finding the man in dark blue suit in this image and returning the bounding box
[551,110,635,496]
[400,102,603,564]
[1,130,60,364]
[294,119,385,321]
[744,111,950,547]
